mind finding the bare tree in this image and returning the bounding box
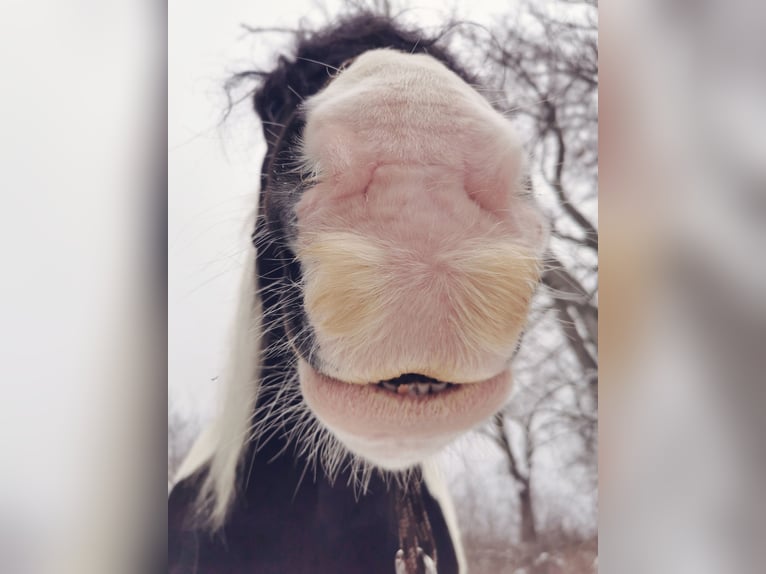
[460,0,598,547]
[492,412,538,544]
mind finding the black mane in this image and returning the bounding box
[253,12,473,137]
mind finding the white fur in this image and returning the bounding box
[422,459,468,574]
[174,250,262,529]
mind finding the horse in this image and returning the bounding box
[168,12,548,574]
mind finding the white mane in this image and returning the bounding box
[174,248,262,529]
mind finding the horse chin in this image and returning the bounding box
[297,359,513,469]
[329,427,462,470]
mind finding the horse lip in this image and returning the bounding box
[298,359,514,463]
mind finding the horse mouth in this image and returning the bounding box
[298,359,513,468]
[375,373,456,396]
[301,364,509,410]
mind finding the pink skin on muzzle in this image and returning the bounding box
[291,50,547,466]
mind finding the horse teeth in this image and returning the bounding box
[378,381,451,395]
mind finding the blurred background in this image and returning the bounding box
[1,0,764,572]
[169,1,598,572]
